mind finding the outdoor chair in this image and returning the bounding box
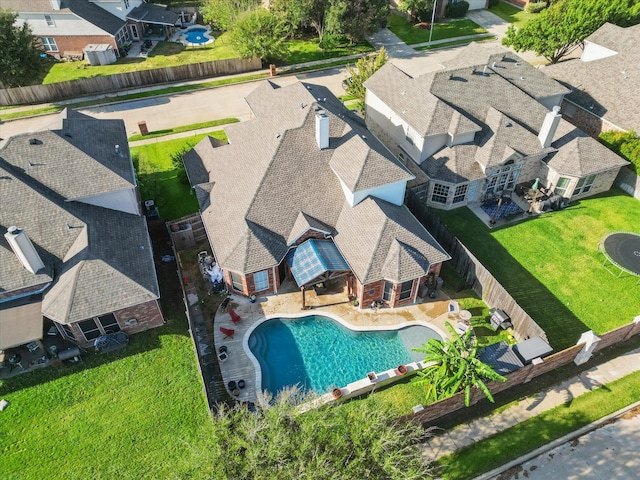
[220,327,235,339]
[448,300,460,318]
[229,309,242,324]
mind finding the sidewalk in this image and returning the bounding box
[420,346,640,463]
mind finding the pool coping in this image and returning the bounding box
[242,310,447,401]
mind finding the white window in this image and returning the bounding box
[382,281,393,301]
[40,37,58,52]
[554,177,571,197]
[44,15,55,27]
[431,183,449,204]
[452,184,468,204]
[124,0,130,9]
[572,175,595,196]
[253,270,269,292]
[399,280,413,301]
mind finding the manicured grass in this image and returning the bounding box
[488,0,538,28]
[131,133,226,220]
[0,105,62,121]
[388,13,488,45]
[128,118,239,141]
[437,370,640,479]
[284,38,374,65]
[435,189,640,350]
[414,36,496,51]
[0,316,223,479]
[42,35,239,84]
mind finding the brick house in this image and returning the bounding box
[0,109,163,350]
[0,0,179,59]
[543,23,640,137]
[183,81,450,309]
[364,43,629,210]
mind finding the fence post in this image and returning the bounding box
[574,330,601,365]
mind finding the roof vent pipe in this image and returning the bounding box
[4,226,45,274]
[315,111,329,150]
[483,65,488,76]
[538,106,562,148]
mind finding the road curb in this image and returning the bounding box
[473,399,640,480]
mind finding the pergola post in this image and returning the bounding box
[301,286,306,310]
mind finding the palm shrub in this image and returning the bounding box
[413,322,507,407]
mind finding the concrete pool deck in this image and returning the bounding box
[212,279,456,404]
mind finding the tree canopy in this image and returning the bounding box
[201,0,261,32]
[345,47,388,115]
[502,0,640,64]
[397,0,435,23]
[0,8,46,88]
[210,387,434,479]
[326,0,389,43]
[230,7,290,62]
[413,322,507,407]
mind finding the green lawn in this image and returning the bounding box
[284,38,374,65]
[42,35,239,84]
[415,36,496,51]
[435,189,640,350]
[0,316,223,480]
[388,13,488,45]
[131,133,226,220]
[438,369,640,479]
[488,0,538,28]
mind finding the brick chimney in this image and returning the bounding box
[538,106,562,148]
[4,226,45,274]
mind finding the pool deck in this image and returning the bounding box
[213,280,459,404]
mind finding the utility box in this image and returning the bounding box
[489,308,512,331]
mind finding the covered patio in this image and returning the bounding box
[126,3,180,41]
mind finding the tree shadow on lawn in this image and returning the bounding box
[435,210,588,351]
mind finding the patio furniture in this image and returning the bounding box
[220,327,235,339]
[220,297,230,311]
[229,309,242,324]
[448,300,460,318]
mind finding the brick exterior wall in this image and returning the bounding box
[0,283,48,302]
[293,229,327,246]
[225,268,279,296]
[45,35,118,57]
[562,100,625,138]
[57,299,164,349]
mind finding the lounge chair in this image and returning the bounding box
[220,327,235,339]
[229,309,242,324]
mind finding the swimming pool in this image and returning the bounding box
[247,315,442,396]
[183,26,214,45]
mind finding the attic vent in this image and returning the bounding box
[482,65,488,76]
[448,73,453,80]
[504,121,512,127]
[515,62,520,67]
[115,144,120,154]
[29,138,39,145]
[520,76,525,80]
[275,133,281,138]
[28,161,34,168]
[361,135,367,140]
[300,102,306,109]
[492,62,496,68]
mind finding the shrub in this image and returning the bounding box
[445,1,469,18]
[599,130,640,174]
[525,1,547,13]
[488,0,500,7]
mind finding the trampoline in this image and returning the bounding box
[597,231,640,285]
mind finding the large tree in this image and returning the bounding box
[502,0,640,64]
[413,322,507,407]
[230,7,290,62]
[270,0,331,43]
[0,9,46,88]
[397,0,435,23]
[345,47,388,115]
[201,0,261,31]
[326,0,389,43]
[212,387,434,479]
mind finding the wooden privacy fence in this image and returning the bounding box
[406,192,547,343]
[404,319,640,426]
[166,213,207,251]
[0,57,263,106]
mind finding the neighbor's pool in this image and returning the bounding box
[248,315,442,395]
[185,27,210,44]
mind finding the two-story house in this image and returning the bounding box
[364,44,629,210]
[0,109,163,351]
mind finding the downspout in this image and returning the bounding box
[272,266,278,294]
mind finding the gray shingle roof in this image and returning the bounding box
[187,80,446,281]
[543,23,640,132]
[126,2,179,25]
[333,197,450,284]
[0,113,135,201]
[366,45,624,184]
[0,112,159,323]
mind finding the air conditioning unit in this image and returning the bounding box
[124,318,138,327]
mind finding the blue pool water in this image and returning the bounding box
[248,315,442,395]
[185,28,210,44]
